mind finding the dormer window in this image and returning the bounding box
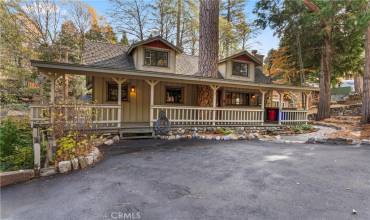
[232,62,248,77]
[144,49,168,67]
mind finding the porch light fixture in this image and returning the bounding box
[130,86,136,93]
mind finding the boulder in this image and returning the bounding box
[112,135,120,143]
[361,139,370,145]
[86,155,94,165]
[104,139,114,146]
[78,156,88,169]
[58,161,72,173]
[71,158,79,170]
[40,167,57,177]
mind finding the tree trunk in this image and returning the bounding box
[198,0,219,78]
[176,0,182,47]
[354,74,363,94]
[362,14,370,123]
[197,85,213,107]
[317,24,332,120]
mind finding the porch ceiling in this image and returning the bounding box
[31,60,319,92]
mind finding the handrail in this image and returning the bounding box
[152,105,263,111]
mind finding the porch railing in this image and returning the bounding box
[280,109,308,124]
[30,104,121,128]
[152,105,264,126]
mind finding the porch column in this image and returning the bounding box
[260,90,267,124]
[278,91,284,125]
[112,77,127,128]
[44,72,61,166]
[210,85,220,125]
[145,80,159,127]
[32,127,41,174]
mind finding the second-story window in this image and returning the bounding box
[232,62,248,77]
[144,49,168,67]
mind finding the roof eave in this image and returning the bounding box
[30,60,319,92]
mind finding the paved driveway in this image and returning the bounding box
[1,140,370,220]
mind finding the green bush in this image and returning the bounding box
[217,128,234,135]
[0,117,33,171]
[292,124,313,133]
[0,147,33,171]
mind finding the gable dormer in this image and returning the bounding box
[218,51,263,82]
[128,36,182,74]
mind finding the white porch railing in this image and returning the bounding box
[30,104,121,128]
[280,109,308,124]
[152,105,264,126]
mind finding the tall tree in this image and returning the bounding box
[150,0,176,40]
[198,0,219,78]
[197,0,219,107]
[110,0,150,41]
[68,0,91,62]
[220,0,247,56]
[362,1,370,123]
[303,0,332,120]
[176,0,183,47]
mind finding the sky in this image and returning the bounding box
[84,0,279,56]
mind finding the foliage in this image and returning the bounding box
[331,87,352,96]
[56,132,96,161]
[255,0,370,85]
[292,124,314,133]
[0,146,33,172]
[0,118,32,157]
[0,117,33,171]
[216,127,234,135]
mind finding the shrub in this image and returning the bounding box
[0,146,33,172]
[0,117,34,171]
[0,118,32,157]
[56,132,96,161]
[216,127,233,135]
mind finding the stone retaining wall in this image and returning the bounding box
[330,104,362,116]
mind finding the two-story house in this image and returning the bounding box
[30,36,318,133]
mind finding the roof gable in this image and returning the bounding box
[219,51,262,65]
[127,36,182,54]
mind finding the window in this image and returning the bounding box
[144,49,169,67]
[107,82,128,101]
[232,62,248,77]
[166,87,183,104]
[225,92,249,106]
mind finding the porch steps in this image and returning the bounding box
[120,127,153,139]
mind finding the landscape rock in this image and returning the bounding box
[112,135,120,143]
[71,158,79,170]
[86,155,94,165]
[78,156,88,169]
[361,139,370,145]
[58,161,72,173]
[104,139,114,146]
[40,167,57,177]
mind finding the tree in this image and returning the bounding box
[198,0,219,78]
[219,0,250,57]
[255,0,368,120]
[176,0,183,47]
[150,0,176,40]
[110,0,150,41]
[362,1,370,123]
[68,0,91,62]
[119,32,129,45]
[197,0,219,107]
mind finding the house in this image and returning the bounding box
[30,36,318,134]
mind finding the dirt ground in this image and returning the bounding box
[316,116,370,140]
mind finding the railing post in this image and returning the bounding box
[145,80,159,127]
[32,127,41,175]
[112,77,127,129]
[278,91,283,125]
[210,85,220,126]
[260,90,267,125]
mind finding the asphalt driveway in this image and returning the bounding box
[1,139,370,220]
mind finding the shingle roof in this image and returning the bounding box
[82,41,134,70]
[82,41,270,83]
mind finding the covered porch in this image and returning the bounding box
[30,61,315,132]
